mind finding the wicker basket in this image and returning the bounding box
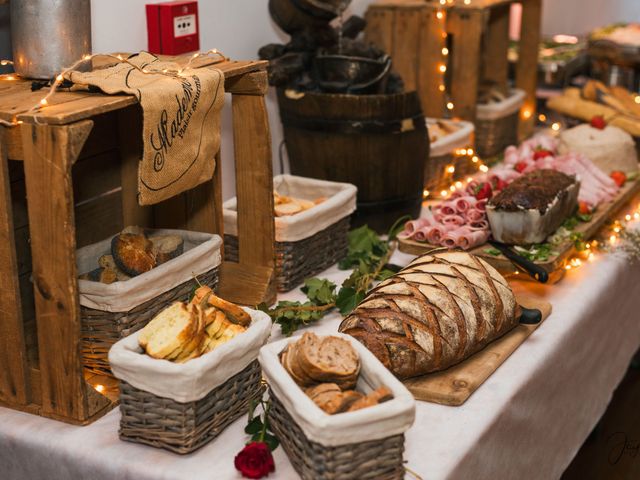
[269,389,405,480]
[77,230,222,376]
[224,174,357,292]
[259,334,415,480]
[475,89,526,158]
[225,216,350,292]
[119,360,263,454]
[81,268,218,376]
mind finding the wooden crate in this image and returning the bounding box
[0,57,276,425]
[365,0,541,137]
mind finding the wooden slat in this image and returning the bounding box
[232,94,275,266]
[0,126,31,406]
[72,150,121,203]
[6,59,267,126]
[482,4,510,95]
[449,9,484,121]
[515,0,542,138]
[21,119,95,420]
[117,106,153,229]
[231,94,275,305]
[6,125,23,160]
[217,262,276,307]
[75,190,124,248]
[364,7,396,57]
[186,178,217,234]
[392,8,422,92]
[417,6,447,117]
[225,71,269,96]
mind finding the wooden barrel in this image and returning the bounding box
[269,0,347,34]
[278,89,429,232]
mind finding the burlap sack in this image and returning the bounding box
[65,52,224,205]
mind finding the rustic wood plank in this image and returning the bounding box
[217,262,276,307]
[117,105,153,228]
[6,125,23,160]
[21,119,96,420]
[232,95,275,266]
[6,60,267,126]
[404,293,552,405]
[364,6,396,57]
[417,6,447,117]
[75,190,124,248]
[0,126,31,406]
[231,93,276,304]
[482,4,510,95]
[392,8,422,92]
[225,71,269,96]
[186,178,217,234]
[449,9,484,121]
[72,150,121,204]
[515,0,542,138]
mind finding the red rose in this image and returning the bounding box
[235,442,275,479]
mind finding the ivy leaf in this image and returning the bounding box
[484,248,501,256]
[375,269,396,281]
[301,278,337,305]
[245,416,263,435]
[336,287,365,316]
[577,213,592,222]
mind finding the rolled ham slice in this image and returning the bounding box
[453,196,477,213]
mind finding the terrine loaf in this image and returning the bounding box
[486,169,579,245]
[339,251,519,379]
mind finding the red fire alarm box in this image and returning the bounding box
[146,1,200,55]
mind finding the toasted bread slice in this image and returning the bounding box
[191,286,251,327]
[150,235,184,265]
[347,386,393,412]
[139,302,197,359]
[275,202,302,217]
[296,333,360,386]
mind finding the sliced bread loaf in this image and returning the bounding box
[139,302,197,359]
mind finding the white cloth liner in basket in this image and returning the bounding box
[109,308,272,403]
[223,174,357,243]
[476,89,526,121]
[427,118,475,157]
[259,333,416,447]
[77,229,222,313]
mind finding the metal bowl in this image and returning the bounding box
[313,53,392,94]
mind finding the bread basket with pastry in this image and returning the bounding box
[109,286,272,454]
[259,332,415,480]
[223,174,357,292]
[424,117,475,194]
[76,227,222,376]
[475,88,525,158]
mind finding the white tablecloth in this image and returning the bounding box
[1,251,639,480]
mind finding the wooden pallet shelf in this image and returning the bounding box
[365,0,541,137]
[0,56,276,424]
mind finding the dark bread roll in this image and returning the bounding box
[111,233,156,276]
[339,251,518,379]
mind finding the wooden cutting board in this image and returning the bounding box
[402,294,552,406]
[398,177,640,281]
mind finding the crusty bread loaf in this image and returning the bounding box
[339,251,519,379]
[111,233,157,276]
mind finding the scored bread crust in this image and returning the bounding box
[339,251,518,379]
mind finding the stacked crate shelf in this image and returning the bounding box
[0,58,276,425]
[365,0,541,138]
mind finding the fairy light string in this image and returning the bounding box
[0,49,227,127]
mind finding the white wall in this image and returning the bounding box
[541,0,640,36]
[91,0,370,200]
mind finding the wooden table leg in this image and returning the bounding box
[0,126,30,406]
[218,72,276,306]
[21,120,110,422]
